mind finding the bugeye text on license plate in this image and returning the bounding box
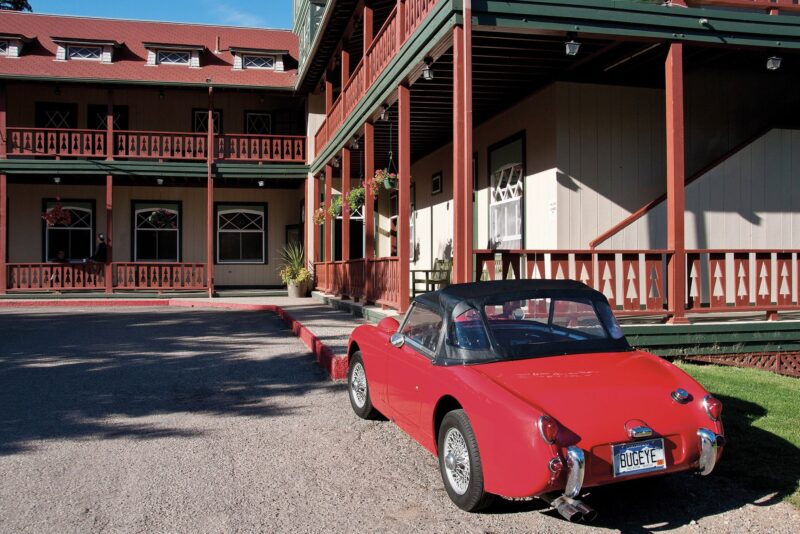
[612,438,667,477]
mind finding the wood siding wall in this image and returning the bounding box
[7,183,303,286]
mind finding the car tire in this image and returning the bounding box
[348,352,380,420]
[437,409,495,512]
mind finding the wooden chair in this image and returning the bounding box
[411,258,452,297]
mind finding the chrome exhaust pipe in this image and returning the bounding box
[556,501,582,522]
[540,494,597,523]
[572,500,597,522]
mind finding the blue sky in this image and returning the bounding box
[31,0,294,29]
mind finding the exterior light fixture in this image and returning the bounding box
[565,40,581,57]
[53,176,61,184]
[159,89,165,100]
[157,178,164,185]
[350,138,360,150]
[379,105,388,122]
[767,56,782,71]
[332,157,340,168]
[258,180,265,187]
[422,57,434,81]
[54,86,61,96]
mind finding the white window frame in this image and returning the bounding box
[243,54,276,70]
[67,45,103,61]
[44,204,93,262]
[157,50,191,66]
[489,163,524,249]
[134,205,181,262]
[216,207,266,264]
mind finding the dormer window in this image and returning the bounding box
[0,41,8,55]
[52,37,117,63]
[0,33,31,58]
[230,47,286,72]
[144,42,203,68]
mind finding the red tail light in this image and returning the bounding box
[538,415,559,444]
[703,396,723,421]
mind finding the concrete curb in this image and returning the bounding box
[0,298,349,380]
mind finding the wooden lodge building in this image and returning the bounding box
[3,1,800,336]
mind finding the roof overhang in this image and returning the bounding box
[0,33,33,42]
[142,42,205,51]
[229,47,289,56]
[51,36,121,47]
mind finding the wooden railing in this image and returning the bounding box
[113,263,206,291]
[6,128,106,158]
[314,257,400,309]
[314,0,438,154]
[5,262,206,292]
[5,127,306,163]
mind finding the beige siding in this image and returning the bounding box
[7,183,303,287]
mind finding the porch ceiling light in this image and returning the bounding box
[258,180,265,187]
[767,56,782,71]
[53,176,61,184]
[379,105,389,122]
[332,157,340,168]
[565,39,581,57]
[422,57,434,81]
[350,138,360,150]
[157,178,164,185]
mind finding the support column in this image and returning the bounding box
[452,18,473,284]
[105,89,114,160]
[206,86,215,297]
[397,0,406,45]
[0,173,6,295]
[324,164,333,263]
[341,147,351,263]
[325,77,333,116]
[364,121,375,301]
[398,85,411,312]
[363,4,373,85]
[666,43,687,324]
[341,49,351,87]
[105,175,113,293]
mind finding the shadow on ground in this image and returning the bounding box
[0,308,341,455]
[486,395,798,532]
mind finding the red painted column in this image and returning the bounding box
[105,175,113,293]
[398,85,411,312]
[324,164,333,263]
[206,86,215,297]
[0,173,6,295]
[364,122,375,301]
[341,50,351,87]
[341,148,351,263]
[106,89,114,160]
[325,77,333,116]
[397,0,407,45]
[363,4,373,85]
[666,43,687,324]
[452,18,474,284]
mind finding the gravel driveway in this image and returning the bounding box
[0,307,797,533]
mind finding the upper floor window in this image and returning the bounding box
[0,41,8,55]
[67,45,102,61]
[243,55,275,70]
[157,50,191,65]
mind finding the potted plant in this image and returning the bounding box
[347,184,366,213]
[327,195,343,218]
[373,169,398,191]
[312,207,326,225]
[146,208,177,229]
[42,198,72,226]
[279,242,312,298]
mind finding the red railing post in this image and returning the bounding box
[397,0,407,45]
[363,3,374,86]
[206,86,215,297]
[364,121,375,301]
[342,147,351,270]
[398,84,411,312]
[324,164,333,264]
[0,173,6,295]
[666,43,688,324]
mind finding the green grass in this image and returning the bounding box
[678,363,800,508]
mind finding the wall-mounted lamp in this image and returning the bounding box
[156,178,164,185]
[332,157,340,168]
[379,105,389,122]
[767,56,782,71]
[565,39,581,57]
[53,176,61,184]
[350,138,360,150]
[54,86,61,96]
[258,180,265,187]
[422,57,434,81]
[158,89,165,100]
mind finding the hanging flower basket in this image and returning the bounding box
[327,195,343,218]
[374,169,397,192]
[146,208,177,229]
[312,207,326,225]
[347,185,366,213]
[42,198,72,227]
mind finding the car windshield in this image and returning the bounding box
[449,295,629,362]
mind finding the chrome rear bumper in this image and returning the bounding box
[564,446,585,497]
[697,428,724,476]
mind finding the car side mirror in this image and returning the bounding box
[390,332,405,348]
[378,317,400,335]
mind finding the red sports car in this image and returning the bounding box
[346,280,724,521]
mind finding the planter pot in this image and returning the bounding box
[383,178,397,190]
[287,281,308,298]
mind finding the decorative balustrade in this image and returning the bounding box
[114,131,208,160]
[216,134,306,163]
[5,262,206,292]
[6,128,106,158]
[314,257,400,309]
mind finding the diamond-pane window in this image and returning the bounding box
[245,113,272,135]
[0,41,8,55]
[490,163,524,250]
[157,50,190,65]
[43,110,74,129]
[243,55,275,69]
[68,45,102,61]
[193,110,222,134]
[217,207,266,264]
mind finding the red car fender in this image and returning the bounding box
[348,324,391,409]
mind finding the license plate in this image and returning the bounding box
[612,438,667,477]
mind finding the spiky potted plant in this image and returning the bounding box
[279,242,311,298]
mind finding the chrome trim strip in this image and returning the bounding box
[564,446,585,498]
[697,428,718,476]
[538,415,556,444]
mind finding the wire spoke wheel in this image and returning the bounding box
[443,427,471,495]
[350,362,367,408]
